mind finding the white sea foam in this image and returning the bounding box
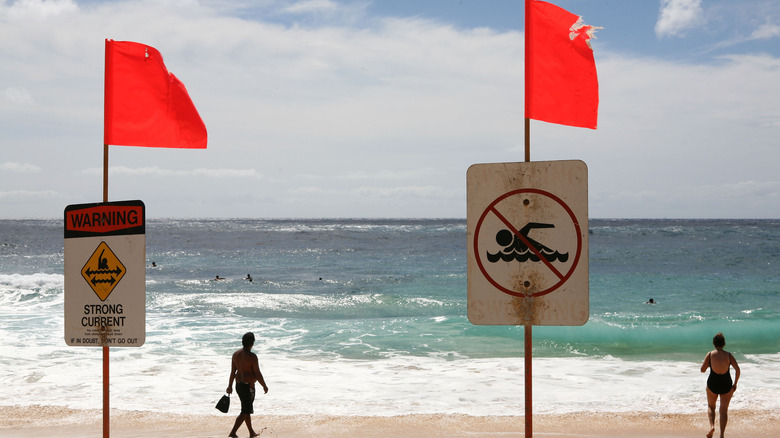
[0,273,63,303]
[2,272,778,417]
[2,333,779,417]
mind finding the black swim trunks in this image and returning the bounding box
[707,353,733,395]
[236,382,255,415]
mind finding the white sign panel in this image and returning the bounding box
[64,201,146,346]
[467,161,588,326]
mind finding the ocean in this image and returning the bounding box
[1,218,778,417]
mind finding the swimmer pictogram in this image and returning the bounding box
[81,241,126,301]
[487,222,569,263]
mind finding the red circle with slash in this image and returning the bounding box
[473,188,582,297]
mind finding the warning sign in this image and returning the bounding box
[467,161,588,326]
[64,200,146,347]
[81,241,126,301]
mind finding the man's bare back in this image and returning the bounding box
[231,349,262,385]
[228,348,268,393]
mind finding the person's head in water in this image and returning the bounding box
[713,332,726,349]
[242,332,255,351]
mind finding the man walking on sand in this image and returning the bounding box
[227,332,269,437]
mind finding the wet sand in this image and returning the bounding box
[1,406,778,438]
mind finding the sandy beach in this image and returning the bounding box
[1,406,778,438]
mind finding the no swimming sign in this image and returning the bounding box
[466,161,589,326]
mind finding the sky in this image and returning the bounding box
[2,0,779,219]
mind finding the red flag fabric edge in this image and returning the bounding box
[103,39,208,148]
[525,0,599,129]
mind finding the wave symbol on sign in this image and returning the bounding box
[487,222,569,263]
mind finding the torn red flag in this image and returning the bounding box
[525,0,599,129]
[104,39,207,148]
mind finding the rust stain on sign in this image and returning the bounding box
[509,270,552,325]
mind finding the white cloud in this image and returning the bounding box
[0,162,41,173]
[81,166,262,179]
[283,0,339,15]
[288,186,328,195]
[0,190,58,199]
[334,169,440,181]
[750,22,780,40]
[287,184,455,199]
[593,180,780,218]
[706,20,780,52]
[352,185,457,199]
[3,87,34,105]
[6,0,77,20]
[655,0,703,38]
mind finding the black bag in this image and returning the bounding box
[215,394,230,413]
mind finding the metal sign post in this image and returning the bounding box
[466,160,589,437]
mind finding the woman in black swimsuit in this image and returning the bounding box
[700,332,741,438]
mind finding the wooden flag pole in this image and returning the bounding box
[524,0,532,164]
[525,323,532,437]
[103,41,111,438]
[102,143,110,438]
[524,118,531,163]
[103,37,110,438]
[101,325,109,438]
[103,144,109,203]
[524,1,533,437]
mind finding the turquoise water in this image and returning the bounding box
[1,218,778,415]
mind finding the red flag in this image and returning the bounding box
[525,0,599,129]
[104,39,207,148]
